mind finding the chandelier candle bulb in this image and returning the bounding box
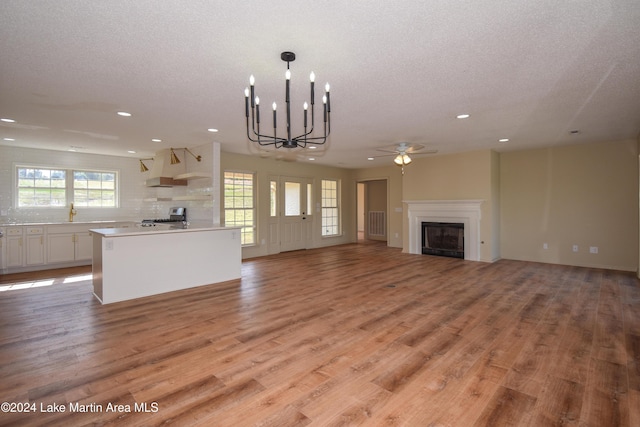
[325,83,331,112]
[286,71,291,102]
[250,76,256,108]
[272,102,277,129]
[310,72,315,105]
[304,102,308,128]
[323,95,327,122]
[244,88,250,117]
[255,96,260,124]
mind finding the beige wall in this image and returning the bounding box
[354,165,404,248]
[221,152,356,259]
[401,149,498,262]
[500,140,638,271]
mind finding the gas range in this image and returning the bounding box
[141,207,186,227]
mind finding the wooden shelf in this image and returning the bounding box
[143,197,173,202]
[173,172,212,180]
[144,195,211,202]
[172,195,212,201]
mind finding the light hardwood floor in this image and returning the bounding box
[0,241,639,426]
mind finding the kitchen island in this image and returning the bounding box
[90,224,241,304]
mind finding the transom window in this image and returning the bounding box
[16,166,118,208]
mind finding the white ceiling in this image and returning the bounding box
[1,1,639,169]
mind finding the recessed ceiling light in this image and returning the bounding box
[499,138,509,143]
[151,138,162,142]
[207,128,218,133]
[367,157,374,161]
[128,150,136,154]
[3,137,15,141]
[308,146,317,149]
[308,157,315,161]
[456,114,470,119]
[117,111,132,117]
[68,148,77,152]
[1,118,16,123]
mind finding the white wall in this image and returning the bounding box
[0,143,218,224]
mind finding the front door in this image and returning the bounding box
[280,176,312,252]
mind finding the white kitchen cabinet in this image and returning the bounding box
[46,233,76,263]
[1,221,138,273]
[47,225,93,264]
[75,232,93,261]
[25,226,45,266]
[6,227,24,268]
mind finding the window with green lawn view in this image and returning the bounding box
[224,171,255,245]
[17,167,118,208]
[321,179,340,236]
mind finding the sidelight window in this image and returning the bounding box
[321,179,340,236]
[224,171,255,245]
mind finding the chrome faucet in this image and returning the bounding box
[69,203,77,222]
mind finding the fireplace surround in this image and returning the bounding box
[405,200,483,261]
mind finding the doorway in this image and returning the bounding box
[356,179,388,242]
[269,175,313,253]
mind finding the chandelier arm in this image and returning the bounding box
[247,105,284,145]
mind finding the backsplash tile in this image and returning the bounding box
[0,143,219,224]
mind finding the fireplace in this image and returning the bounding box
[422,222,464,258]
[405,199,483,261]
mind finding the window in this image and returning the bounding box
[321,179,340,236]
[73,170,116,207]
[307,183,313,217]
[224,171,255,245]
[16,166,118,208]
[284,181,301,216]
[17,167,66,207]
[270,180,277,217]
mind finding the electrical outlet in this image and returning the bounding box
[572,245,578,252]
[543,243,548,250]
[590,246,598,254]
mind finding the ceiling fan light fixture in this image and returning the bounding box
[394,154,411,166]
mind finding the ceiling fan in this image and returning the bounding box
[375,142,437,172]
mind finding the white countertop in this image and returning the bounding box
[0,220,129,227]
[90,224,239,237]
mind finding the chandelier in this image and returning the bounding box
[244,51,331,149]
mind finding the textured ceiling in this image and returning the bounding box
[1,0,639,168]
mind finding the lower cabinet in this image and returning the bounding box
[47,228,94,264]
[75,232,93,261]
[25,227,45,266]
[2,222,136,273]
[46,233,77,263]
[6,227,24,268]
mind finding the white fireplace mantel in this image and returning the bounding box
[404,199,483,261]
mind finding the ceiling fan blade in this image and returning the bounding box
[372,149,438,159]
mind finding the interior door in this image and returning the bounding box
[280,176,311,252]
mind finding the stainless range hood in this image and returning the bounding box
[145,149,187,187]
